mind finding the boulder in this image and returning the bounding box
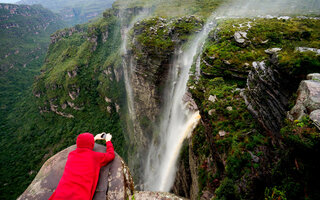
[296,47,320,55]
[219,130,227,137]
[310,109,320,123]
[208,109,215,116]
[234,31,247,44]
[288,80,320,120]
[307,73,320,81]
[264,48,281,55]
[208,95,217,103]
[226,106,233,111]
[18,144,134,200]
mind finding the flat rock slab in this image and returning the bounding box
[18,144,134,200]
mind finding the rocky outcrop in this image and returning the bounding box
[242,60,290,136]
[18,143,190,200]
[296,47,320,55]
[50,26,83,44]
[288,74,320,121]
[129,191,187,200]
[18,144,134,200]
[234,31,248,46]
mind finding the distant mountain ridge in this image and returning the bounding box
[17,0,116,25]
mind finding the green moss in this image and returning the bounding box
[214,177,238,200]
[201,18,320,79]
[132,16,202,60]
[264,186,287,200]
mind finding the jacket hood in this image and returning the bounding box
[76,133,94,149]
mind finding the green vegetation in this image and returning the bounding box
[190,76,267,199]
[114,0,226,18]
[188,17,320,199]
[1,0,320,199]
[132,16,203,60]
[201,18,320,81]
[0,4,65,129]
[18,0,115,25]
[264,186,287,200]
[272,117,320,200]
[0,9,126,199]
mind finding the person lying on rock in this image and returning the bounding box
[49,132,115,200]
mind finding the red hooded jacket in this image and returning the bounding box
[49,133,115,200]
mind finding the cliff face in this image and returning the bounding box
[173,17,320,199]
[124,16,203,178]
[33,11,123,120]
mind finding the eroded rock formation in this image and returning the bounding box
[242,60,290,136]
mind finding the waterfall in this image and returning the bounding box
[141,0,319,191]
[120,0,320,192]
[121,10,150,124]
[143,17,217,192]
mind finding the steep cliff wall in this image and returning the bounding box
[173,17,320,199]
[124,16,203,179]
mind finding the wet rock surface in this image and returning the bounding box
[18,144,134,200]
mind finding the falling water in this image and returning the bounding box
[121,10,150,123]
[141,0,320,192]
[143,17,217,191]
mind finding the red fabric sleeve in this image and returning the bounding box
[97,141,115,166]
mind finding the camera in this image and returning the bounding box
[100,133,107,139]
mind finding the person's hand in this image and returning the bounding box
[94,133,105,141]
[105,133,112,142]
